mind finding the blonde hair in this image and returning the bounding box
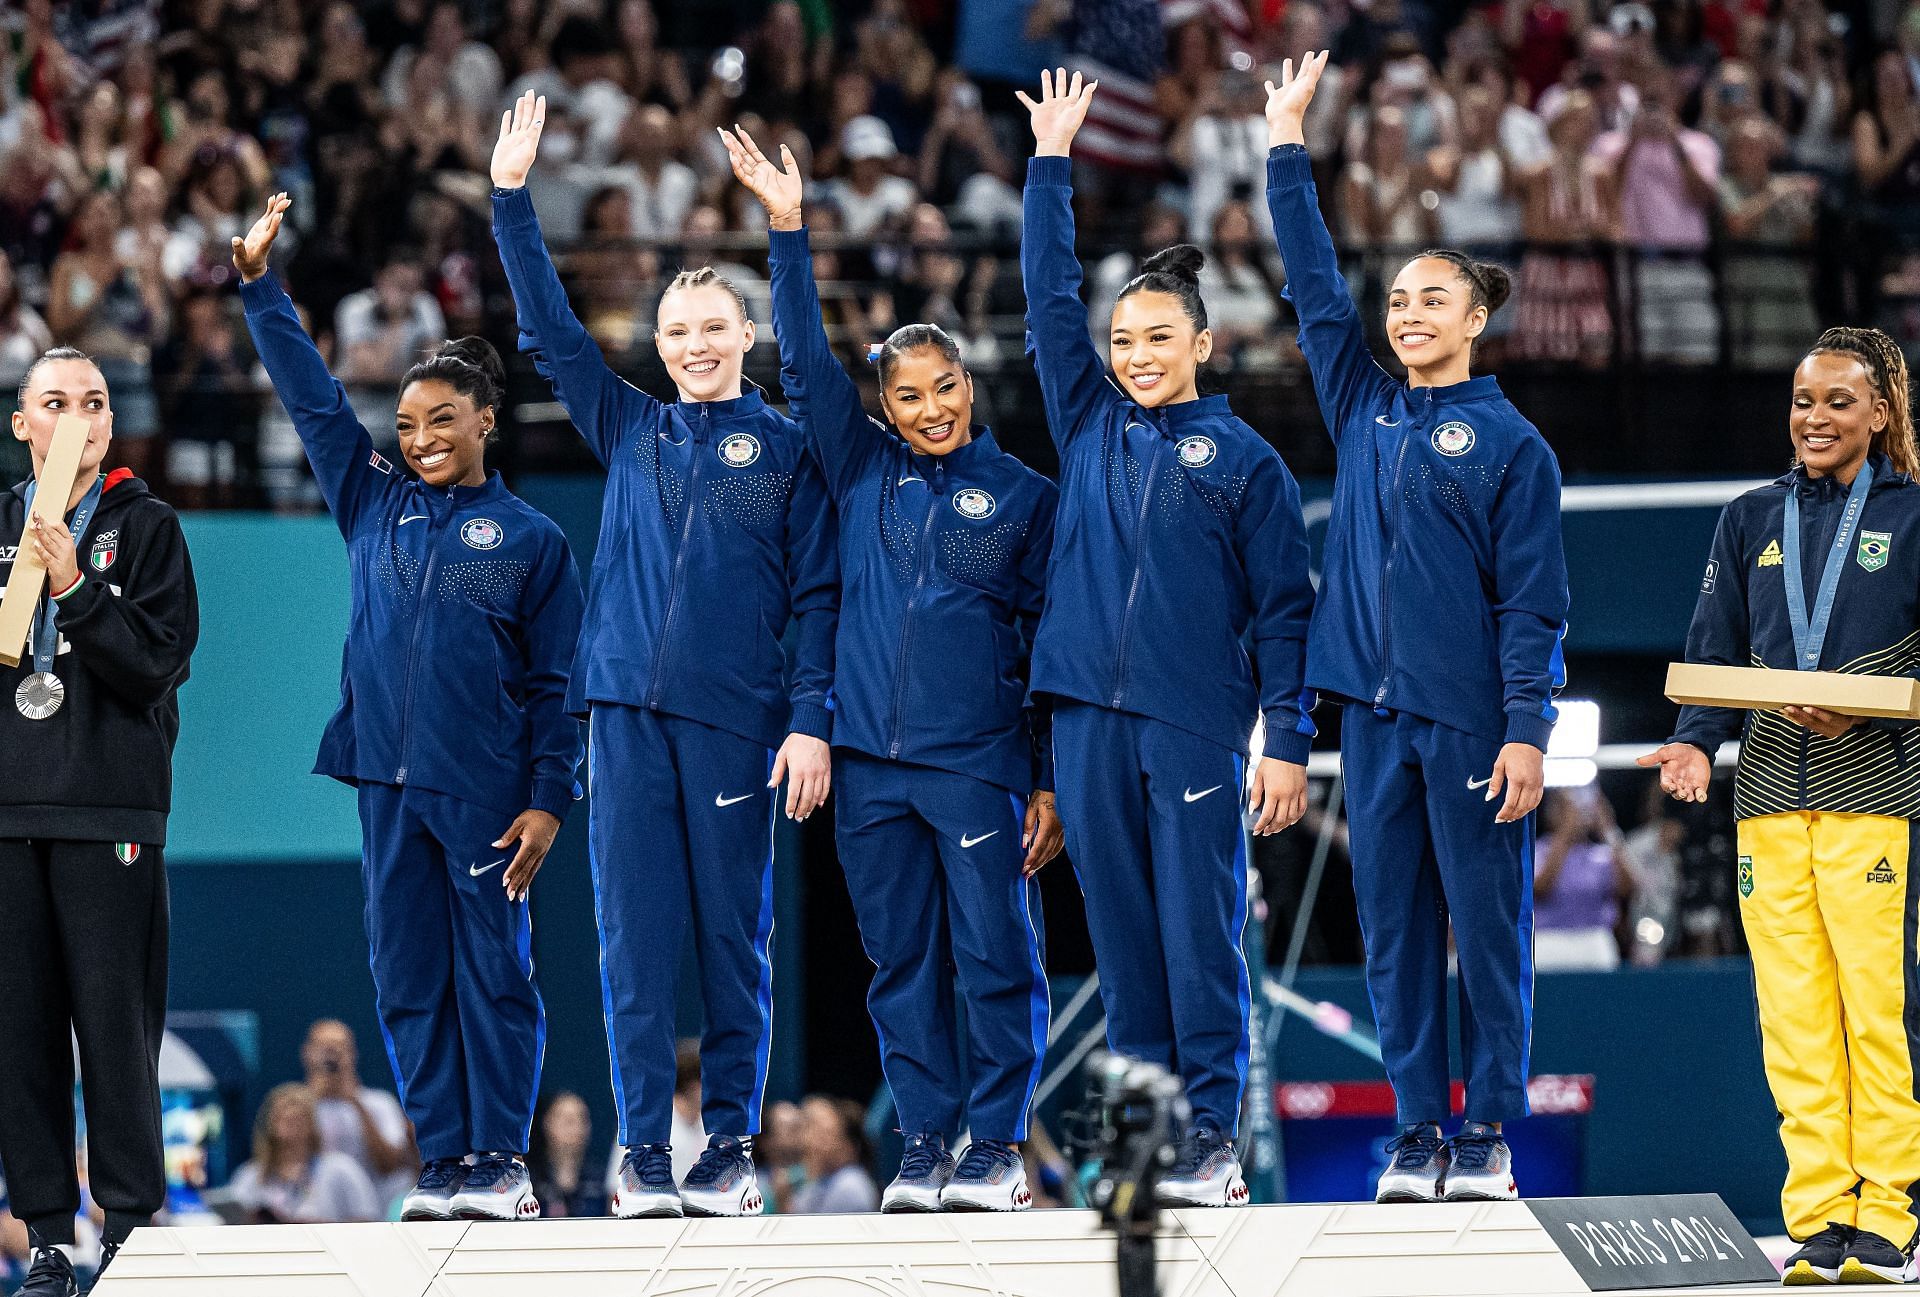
[1807,327,1917,477]
[660,266,749,323]
[253,1082,319,1171]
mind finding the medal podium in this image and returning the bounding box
[95,1196,1778,1296]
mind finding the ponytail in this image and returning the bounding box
[1807,327,1917,478]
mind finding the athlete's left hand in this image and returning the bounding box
[1022,790,1063,875]
[771,733,830,820]
[496,809,560,902]
[1780,704,1863,740]
[1247,758,1308,835]
[26,512,78,591]
[1486,742,1544,824]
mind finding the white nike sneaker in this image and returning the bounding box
[940,1140,1032,1212]
[1440,1123,1517,1201]
[1375,1123,1448,1203]
[448,1153,540,1220]
[612,1143,683,1218]
[883,1132,956,1212]
[401,1158,468,1220]
[1156,1129,1250,1208]
[679,1135,764,1217]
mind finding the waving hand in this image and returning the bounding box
[1016,67,1097,157]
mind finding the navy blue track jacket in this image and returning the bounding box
[241,270,584,820]
[1265,145,1569,750]
[767,226,1057,794]
[1673,455,1920,819]
[491,185,837,747]
[1021,154,1316,763]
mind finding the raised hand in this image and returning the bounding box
[230,192,292,283]
[1015,67,1096,157]
[720,125,804,232]
[492,89,546,190]
[1635,742,1712,804]
[1264,50,1330,148]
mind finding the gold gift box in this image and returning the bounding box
[1664,663,1920,719]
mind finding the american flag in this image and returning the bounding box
[1065,0,1253,173]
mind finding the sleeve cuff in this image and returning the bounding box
[1666,734,1722,763]
[788,700,833,743]
[1503,710,1555,751]
[50,572,85,601]
[530,778,577,820]
[1261,719,1313,766]
[491,184,538,228]
[767,226,811,261]
[1026,154,1073,187]
[237,268,285,308]
[1266,144,1314,191]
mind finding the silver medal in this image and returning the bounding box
[15,671,64,720]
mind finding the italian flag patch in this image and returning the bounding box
[116,843,140,864]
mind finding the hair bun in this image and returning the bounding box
[1474,261,1513,315]
[1140,243,1206,286]
[435,336,506,391]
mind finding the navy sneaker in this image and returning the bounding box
[401,1157,468,1221]
[1441,1122,1517,1201]
[1376,1123,1448,1203]
[1156,1128,1250,1208]
[1783,1223,1854,1285]
[18,1243,77,1297]
[681,1135,763,1217]
[448,1152,539,1220]
[883,1131,956,1212]
[941,1138,1031,1212]
[613,1143,682,1218]
[1838,1229,1917,1285]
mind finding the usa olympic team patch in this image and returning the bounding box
[1176,435,1217,468]
[953,488,996,520]
[1432,422,1475,456]
[460,518,503,550]
[718,433,761,468]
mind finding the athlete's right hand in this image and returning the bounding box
[771,732,830,821]
[1265,50,1329,149]
[491,89,546,190]
[720,125,803,232]
[1636,743,1712,803]
[1016,68,1096,157]
[231,192,291,283]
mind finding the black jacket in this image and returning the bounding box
[0,470,199,844]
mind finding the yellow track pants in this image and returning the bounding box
[1737,810,1920,1246]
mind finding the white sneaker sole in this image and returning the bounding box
[1376,1172,1445,1204]
[1442,1178,1518,1202]
[1838,1256,1918,1284]
[682,1182,764,1217]
[882,1183,949,1212]
[450,1190,540,1221]
[400,1199,455,1222]
[613,1188,684,1219]
[942,1169,1033,1212]
[1158,1168,1250,1208]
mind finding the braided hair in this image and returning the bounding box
[662,266,750,322]
[1806,327,1916,477]
[400,337,506,442]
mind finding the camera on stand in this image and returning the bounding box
[1084,1052,1191,1297]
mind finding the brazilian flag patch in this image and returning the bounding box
[1738,855,1754,898]
[1859,530,1892,572]
[115,843,140,865]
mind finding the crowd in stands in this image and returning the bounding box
[2,0,1917,505]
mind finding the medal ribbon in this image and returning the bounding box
[1782,462,1874,671]
[23,473,107,677]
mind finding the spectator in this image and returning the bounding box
[1429,83,1528,250]
[48,189,167,478]
[754,1100,806,1214]
[166,149,254,289]
[1624,776,1686,965]
[1175,66,1272,245]
[227,1084,383,1224]
[73,81,132,192]
[160,70,270,196]
[1538,28,1642,132]
[566,185,662,357]
[786,1097,878,1214]
[1513,88,1616,365]
[1778,2,1852,174]
[1697,58,1763,147]
[1267,2,1352,155]
[0,103,89,306]
[156,291,260,508]
[332,255,447,439]
[823,116,917,239]
[528,1092,608,1219]
[299,1020,416,1212]
[916,70,1021,236]
[1650,0,1723,102]
[0,253,55,417]
[380,2,504,118]
[1196,200,1283,367]
[598,104,700,241]
[614,0,692,111]
[1854,49,1920,243]
[1591,70,1722,363]
[1534,787,1636,970]
[679,204,771,324]
[1717,117,1819,367]
[741,0,813,127]
[1491,0,1589,105]
[1340,105,1433,249]
[118,167,183,296]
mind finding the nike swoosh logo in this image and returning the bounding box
[1467,776,1494,790]
[399,514,427,524]
[960,831,999,848]
[470,858,506,877]
[1183,786,1223,803]
[898,474,924,486]
[716,792,755,807]
[1376,416,1401,427]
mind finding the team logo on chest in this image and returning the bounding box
[953,488,996,520]
[1858,530,1891,573]
[90,530,118,571]
[718,432,761,468]
[460,518,503,550]
[1175,435,1217,468]
[1432,422,1475,456]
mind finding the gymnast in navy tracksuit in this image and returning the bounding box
[1019,73,1316,1207]
[236,195,583,1223]
[489,94,837,1219]
[1264,55,1569,1202]
[725,128,1062,1213]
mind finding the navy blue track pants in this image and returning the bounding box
[1051,702,1251,1136]
[588,703,776,1146]
[834,751,1049,1142]
[358,782,544,1160]
[1341,704,1535,1125]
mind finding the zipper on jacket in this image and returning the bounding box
[395,490,453,784]
[1110,426,1168,707]
[648,404,709,708]
[1373,390,1430,707]
[888,456,945,758]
